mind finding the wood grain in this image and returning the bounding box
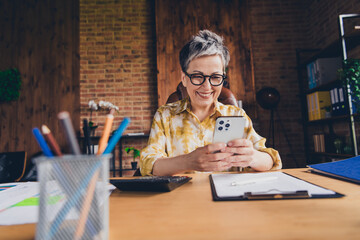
[155,0,256,116]
[0,0,80,161]
[1,169,360,240]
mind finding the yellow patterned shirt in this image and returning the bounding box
[140,98,282,176]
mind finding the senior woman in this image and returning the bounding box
[140,30,282,176]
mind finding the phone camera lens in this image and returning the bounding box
[225,123,230,128]
[219,120,224,125]
[218,127,223,131]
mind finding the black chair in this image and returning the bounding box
[0,151,27,183]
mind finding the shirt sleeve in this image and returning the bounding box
[243,113,282,170]
[140,110,168,176]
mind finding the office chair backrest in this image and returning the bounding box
[166,82,238,106]
[0,151,27,183]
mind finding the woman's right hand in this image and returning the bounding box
[185,143,233,172]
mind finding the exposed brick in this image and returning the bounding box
[80,0,360,172]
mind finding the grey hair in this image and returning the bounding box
[179,30,230,73]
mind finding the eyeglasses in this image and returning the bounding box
[184,72,226,86]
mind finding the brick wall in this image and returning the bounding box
[79,0,157,173]
[249,0,360,167]
[249,0,307,167]
[80,0,360,171]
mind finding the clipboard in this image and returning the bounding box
[209,172,344,201]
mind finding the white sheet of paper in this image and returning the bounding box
[0,182,116,226]
[0,182,39,211]
[211,172,335,198]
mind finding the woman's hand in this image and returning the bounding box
[185,143,234,172]
[221,139,273,171]
[152,142,233,176]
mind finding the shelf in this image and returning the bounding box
[306,115,350,125]
[310,152,354,159]
[298,35,360,68]
[304,79,342,94]
[297,14,360,165]
[298,42,341,67]
[344,29,360,39]
[306,113,360,125]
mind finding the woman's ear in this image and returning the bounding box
[181,71,188,87]
[180,72,186,86]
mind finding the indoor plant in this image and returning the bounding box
[87,100,119,135]
[125,147,140,170]
[340,59,360,113]
[0,68,22,102]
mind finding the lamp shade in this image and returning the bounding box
[256,87,280,110]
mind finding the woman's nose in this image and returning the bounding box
[201,76,212,89]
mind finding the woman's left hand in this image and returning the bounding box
[221,139,273,171]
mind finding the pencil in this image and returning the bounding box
[58,111,81,155]
[41,125,63,156]
[97,113,114,155]
[103,117,130,154]
[32,128,54,157]
[74,170,99,240]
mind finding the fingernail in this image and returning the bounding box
[227,142,233,147]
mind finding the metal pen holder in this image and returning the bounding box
[34,154,111,240]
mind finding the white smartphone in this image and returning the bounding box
[213,116,245,144]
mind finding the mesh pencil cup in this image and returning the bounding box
[34,154,111,240]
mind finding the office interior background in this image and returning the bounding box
[1,0,360,173]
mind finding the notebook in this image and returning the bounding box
[308,156,360,184]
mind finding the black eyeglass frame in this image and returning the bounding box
[184,71,227,86]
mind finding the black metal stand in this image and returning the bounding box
[267,108,299,167]
[268,109,275,148]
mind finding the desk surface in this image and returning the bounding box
[1,168,360,240]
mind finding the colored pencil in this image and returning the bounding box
[58,111,81,155]
[32,128,54,157]
[103,117,130,154]
[97,113,114,155]
[41,125,63,156]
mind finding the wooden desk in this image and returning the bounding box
[1,168,360,240]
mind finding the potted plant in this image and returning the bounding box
[340,59,360,113]
[87,100,119,135]
[125,147,140,170]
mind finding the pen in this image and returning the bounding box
[32,128,54,157]
[103,117,130,154]
[97,113,114,155]
[41,125,63,156]
[58,111,81,155]
[231,176,278,186]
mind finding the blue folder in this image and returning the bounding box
[308,156,360,184]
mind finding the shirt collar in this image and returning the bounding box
[173,97,222,117]
[172,97,189,115]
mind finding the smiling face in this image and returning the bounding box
[181,55,224,113]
